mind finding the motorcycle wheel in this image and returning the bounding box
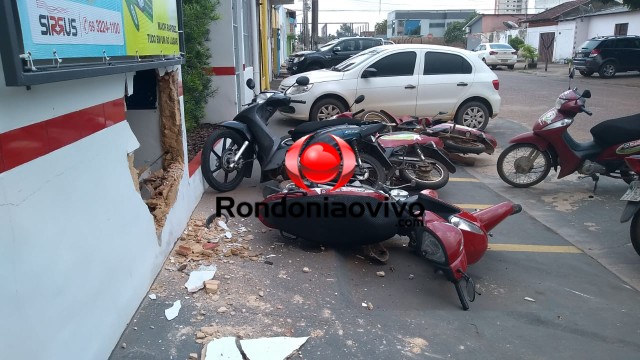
[400,158,449,189]
[354,153,388,187]
[497,143,551,188]
[630,211,640,256]
[442,138,487,154]
[358,110,394,133]
[201,128,250,192]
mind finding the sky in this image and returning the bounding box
[288,0,541,35]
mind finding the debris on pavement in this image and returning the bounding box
[367,302,374,310]
[204,280,220,294]
[185,265,218,293]
[189,353,198,360]
[148,293,157,300]
[202,337,243,360]
[409,274,415,280]
[376,271,385,277]
[240,336,309,360]
[302,267,310,273]
[164,300,181,320]
[524,297,536,302]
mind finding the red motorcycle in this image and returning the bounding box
[620,155,640,256]
[497,82,640,190]
[256,181,522,310]
[358,110,498,157]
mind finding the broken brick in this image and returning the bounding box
[203,242,219,251]
[175,245,192,256]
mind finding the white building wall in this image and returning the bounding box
[0,57,204,360]
[587,12,640,37]
[526,22,576,61]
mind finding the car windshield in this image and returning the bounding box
[578,40,601,51]
[331,48,385,72]
[318,40,338,51]
[490,44,514,50]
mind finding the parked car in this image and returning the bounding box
[278,44,501,130]
[383,40,395,45]
[472,43,518,70]
[572,35,640,78]
[286,37,384,75]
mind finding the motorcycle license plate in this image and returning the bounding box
[621,181,640,201]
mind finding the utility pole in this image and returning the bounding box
[311,0,318,49]
[302,0,310,50]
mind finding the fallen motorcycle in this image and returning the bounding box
[497,68,640,191]
[256,180,522,310]
[290,97,457,189]
[620,155,640,256]
[358,109,498,157]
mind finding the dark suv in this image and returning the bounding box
[572,35,640,78]
[286,37,384,75]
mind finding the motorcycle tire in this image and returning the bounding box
[497,143,552,188]
[358,110,394,133]
[442,138,487,154]
[201,128,250,192]
[400,158,449,189]
[355,153,388,188]
[630,211,640,257]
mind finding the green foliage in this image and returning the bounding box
[374,19,387,35]
[183,0,220,132]
[337,24,354,37]
[509,36,525,51]
[520,44,538,63]
[444,21,466,45]
[600,0,640,10]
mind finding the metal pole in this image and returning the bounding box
[311,0,318,49]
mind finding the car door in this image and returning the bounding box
[330,39,358,67]
[415,50,474,118]
[616,38,635,70]
[355,49,419,116]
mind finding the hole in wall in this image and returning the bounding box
[125,68,185,236]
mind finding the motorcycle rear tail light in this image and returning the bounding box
[589,49,601,57]
[492,79,499,90]
[624,156,640,172]
[489,51,498,55]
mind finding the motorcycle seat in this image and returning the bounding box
[359,123,388,138]
[289,118,362,141]
[590,113,640,147]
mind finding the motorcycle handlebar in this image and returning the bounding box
[352,109,365,117]
[290,99,306,104]
[581,106,593,116]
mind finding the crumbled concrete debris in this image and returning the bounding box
[524,297,536,302]
[376,271,385,277]
[189,353,198,360]
[258,291,265,297]
[367,302,374,310]
[408,274,415,280]
[217,307,229,314]
[302,267,310,273]
[121,343,126,349]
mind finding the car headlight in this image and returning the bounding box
[293,57,304,63]
[449,215,484,234]
[285,84,313,96]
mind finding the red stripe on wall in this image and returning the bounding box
[188,150,202,177]
[205,66,236,76]
[0,98,125,174]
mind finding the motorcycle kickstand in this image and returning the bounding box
[591,174,600,194]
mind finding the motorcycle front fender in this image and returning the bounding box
[421,145,457,173]
[509,132,550,151]
[218,121,254,143]
[621,201,640,223]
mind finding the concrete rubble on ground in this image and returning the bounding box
[201,336,309,360]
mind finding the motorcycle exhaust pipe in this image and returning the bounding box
[233,141,249,164]
[473,202,522,233]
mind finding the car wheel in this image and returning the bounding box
[310,98,347,121]
[599,62,616,78]
[490,65,497,70]
[507,65,514,70]
[455,101,489,130]
[579,70,594,77]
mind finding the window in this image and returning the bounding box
[479,45,486,51]
[368,51,417,77]
[424,52,472,75]
[360,39,376,50]
[614,23,628,36]
[338,40,356,51]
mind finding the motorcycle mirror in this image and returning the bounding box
[581,89,591,99]
[246,78,255,90]
[295,76,310,86]
[354,95,365,104]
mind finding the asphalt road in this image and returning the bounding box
[110,69,640,360]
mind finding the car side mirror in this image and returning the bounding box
[295,76,310,86]
[362,68,377,78]
[581,89,591,98]
[354,95,365,104]
[246,78,255,90]
[333,46,341,52]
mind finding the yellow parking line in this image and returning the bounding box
[488,244,583,253]
[449,177,480,182]
[455,204,492,209]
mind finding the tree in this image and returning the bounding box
[337,23,354,37]
[509,36,525,51]
[183,0,220,132]
[600,0,640,9]
[374,19,387,35]
[444,21,466,45]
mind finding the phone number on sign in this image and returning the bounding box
[83,17,121,35]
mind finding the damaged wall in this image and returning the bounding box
[0,57,206,360]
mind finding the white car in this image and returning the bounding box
[472,43,518,69]
[278,44,501,130]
